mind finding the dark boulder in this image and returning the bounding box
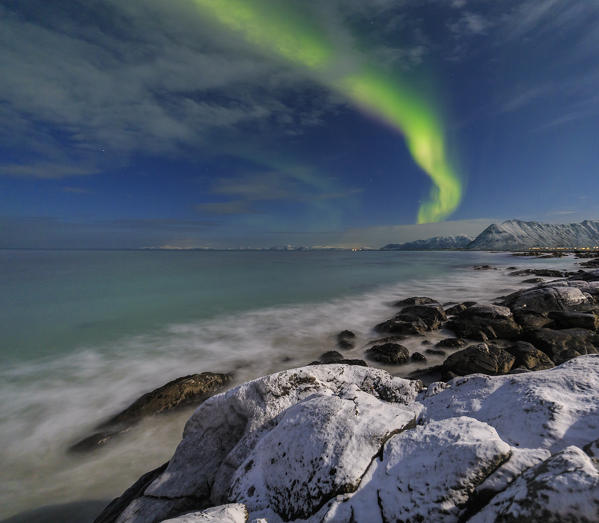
[399,304,447,329]
[435,338,467,349]
[443,343,515,376]
[366,343,410,365]
[473,265,496,270]
[319,350,344,363]
[374,316,429,335]
[505,341,555,371]
[393,296,439,307]
[503,286,589,314]
[523,328,599,364]
[548,311,599,331]
[446,304,521,341]
[69,372,231,453]
[522,278,545,284]
[336,330,356,350]
[513,309,552,330]
[411,352,427,362]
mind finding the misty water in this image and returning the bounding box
[0,249,580,520]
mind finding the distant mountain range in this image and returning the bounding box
[468,219,599,250]
[381,235,473,250]
[382,220,599,251]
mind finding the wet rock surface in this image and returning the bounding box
[71,373,231,453]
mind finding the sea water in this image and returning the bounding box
[0,249,579,520]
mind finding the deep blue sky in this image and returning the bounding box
[1,0,598,248]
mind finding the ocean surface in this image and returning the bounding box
[0,249,579,521]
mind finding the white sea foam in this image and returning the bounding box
[0,253,581,518]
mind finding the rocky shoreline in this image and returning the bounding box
[89,257,599,522]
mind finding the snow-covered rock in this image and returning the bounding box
[115,365,421,523]
[468,219,599,250]
[162,504,248,522]
[470,446,599,522]
[321,417,511,523]
[104,357,599,523]
[420,356,599,451]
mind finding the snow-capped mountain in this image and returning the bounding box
[381,235,473,250]
[468,219,599,250]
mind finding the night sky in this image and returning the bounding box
[1,0,598,248]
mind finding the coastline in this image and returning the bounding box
[95,251,599,522]
[3,250,599,522]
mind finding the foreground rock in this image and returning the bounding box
[70,373,231,452]
[99,356,599,522]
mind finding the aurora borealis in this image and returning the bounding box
[192,0,462,223]
[1,0,599,249]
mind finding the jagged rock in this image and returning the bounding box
[107,365,421,523]
[393,296,439,307]
[162,504,249,522]
[411,352,427,362]
[470,446,599,522]
[366,343,409,364]
[548,310,599,331]
[503,286,589,313]
[443,343,515,376]
[446,305,521,341]
[70,373,231,453]
[504,341,554,371]
[473,265,496,270]
[436,337,467,349]
[336,330,355,350]
[524,328,599,364]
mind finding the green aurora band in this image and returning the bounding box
[191,0,462,223]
